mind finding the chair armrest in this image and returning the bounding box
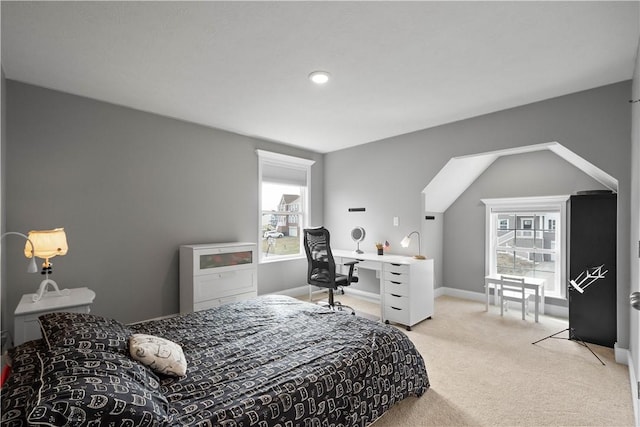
[343,260,359,284]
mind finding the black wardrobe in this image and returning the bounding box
[568,191,617,348]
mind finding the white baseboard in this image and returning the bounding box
[616,342,630,366]
[269,285,310,298]
[342,287,380,304]
[435,286,569,318]
[270,285,381,304]
[621,346,639,426]
[435,286,485,302]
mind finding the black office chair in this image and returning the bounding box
[303,226,358,314]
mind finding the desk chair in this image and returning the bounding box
[500,275,534,320]
[303,227,358,314]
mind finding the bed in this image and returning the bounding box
[1,295,429,426]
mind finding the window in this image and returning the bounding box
[482,196,569,299]
[257,150,314,262]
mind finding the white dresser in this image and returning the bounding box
[179,242,257,313]
[333,250,434,331]
[14,287,96,345]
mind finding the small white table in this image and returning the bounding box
[484,275,545,322]
[14,287,96,345]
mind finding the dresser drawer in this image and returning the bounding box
[386,263,410,275]
[384,304,410,325]
[193,290,257,311]
[384,269,410,284]
[385,293,409,310]
[385,279,409,297]
[194,269,256,301]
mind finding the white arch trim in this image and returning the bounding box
[422,141,618,213]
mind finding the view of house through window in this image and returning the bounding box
[484,196,568,299]
[261,182,303,258]
[494,212,560,296]
[257,150,314,262]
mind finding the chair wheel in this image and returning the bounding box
[351,312,355,315]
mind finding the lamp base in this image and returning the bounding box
[32,279,70,302]
[413,255,426,260]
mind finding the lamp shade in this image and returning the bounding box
[400,231,425,260]
[24,228,68,260]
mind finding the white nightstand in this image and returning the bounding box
[14,287,96,346]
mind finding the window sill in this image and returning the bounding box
[259,254,306,264]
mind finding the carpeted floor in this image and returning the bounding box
[315,293,634,426]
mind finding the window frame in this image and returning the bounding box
[257,150,314,263]
[482,195,569,299]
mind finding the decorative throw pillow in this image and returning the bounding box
[25,346,172,426]
[38,312,132,353]
[129,334,187,377]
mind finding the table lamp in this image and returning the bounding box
[400,231,426,260]
[23,228,69,302]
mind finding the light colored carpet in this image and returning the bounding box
[312,294,634,426]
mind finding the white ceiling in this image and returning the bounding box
[2,1,639,154]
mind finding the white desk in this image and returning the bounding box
[484,274,545,322]
[332,250,434,330]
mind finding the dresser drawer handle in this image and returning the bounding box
[390,293,401,298]
[390,306,402,311]
[390,281,401,285]
[390,272,401,276]
[391,263,401,266]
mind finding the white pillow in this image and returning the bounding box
[129,334,187,377]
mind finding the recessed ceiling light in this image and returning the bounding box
[309,71,330,85]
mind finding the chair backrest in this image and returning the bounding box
[500,275,526,293]
[501,275,525,284]
[303,227,337,287]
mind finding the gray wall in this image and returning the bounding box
[4,81,323,334]
[445,150,607,302]
[325,81,632,347]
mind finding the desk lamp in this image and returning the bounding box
[24,228,69,302]
[400,231,426,260]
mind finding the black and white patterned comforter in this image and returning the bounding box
[1,295,429,426]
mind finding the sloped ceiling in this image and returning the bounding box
[422,142,618,213]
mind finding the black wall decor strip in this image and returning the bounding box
[425,215,435,220]
[348,208,366,212]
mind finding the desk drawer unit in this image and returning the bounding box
[381,259,434,331]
